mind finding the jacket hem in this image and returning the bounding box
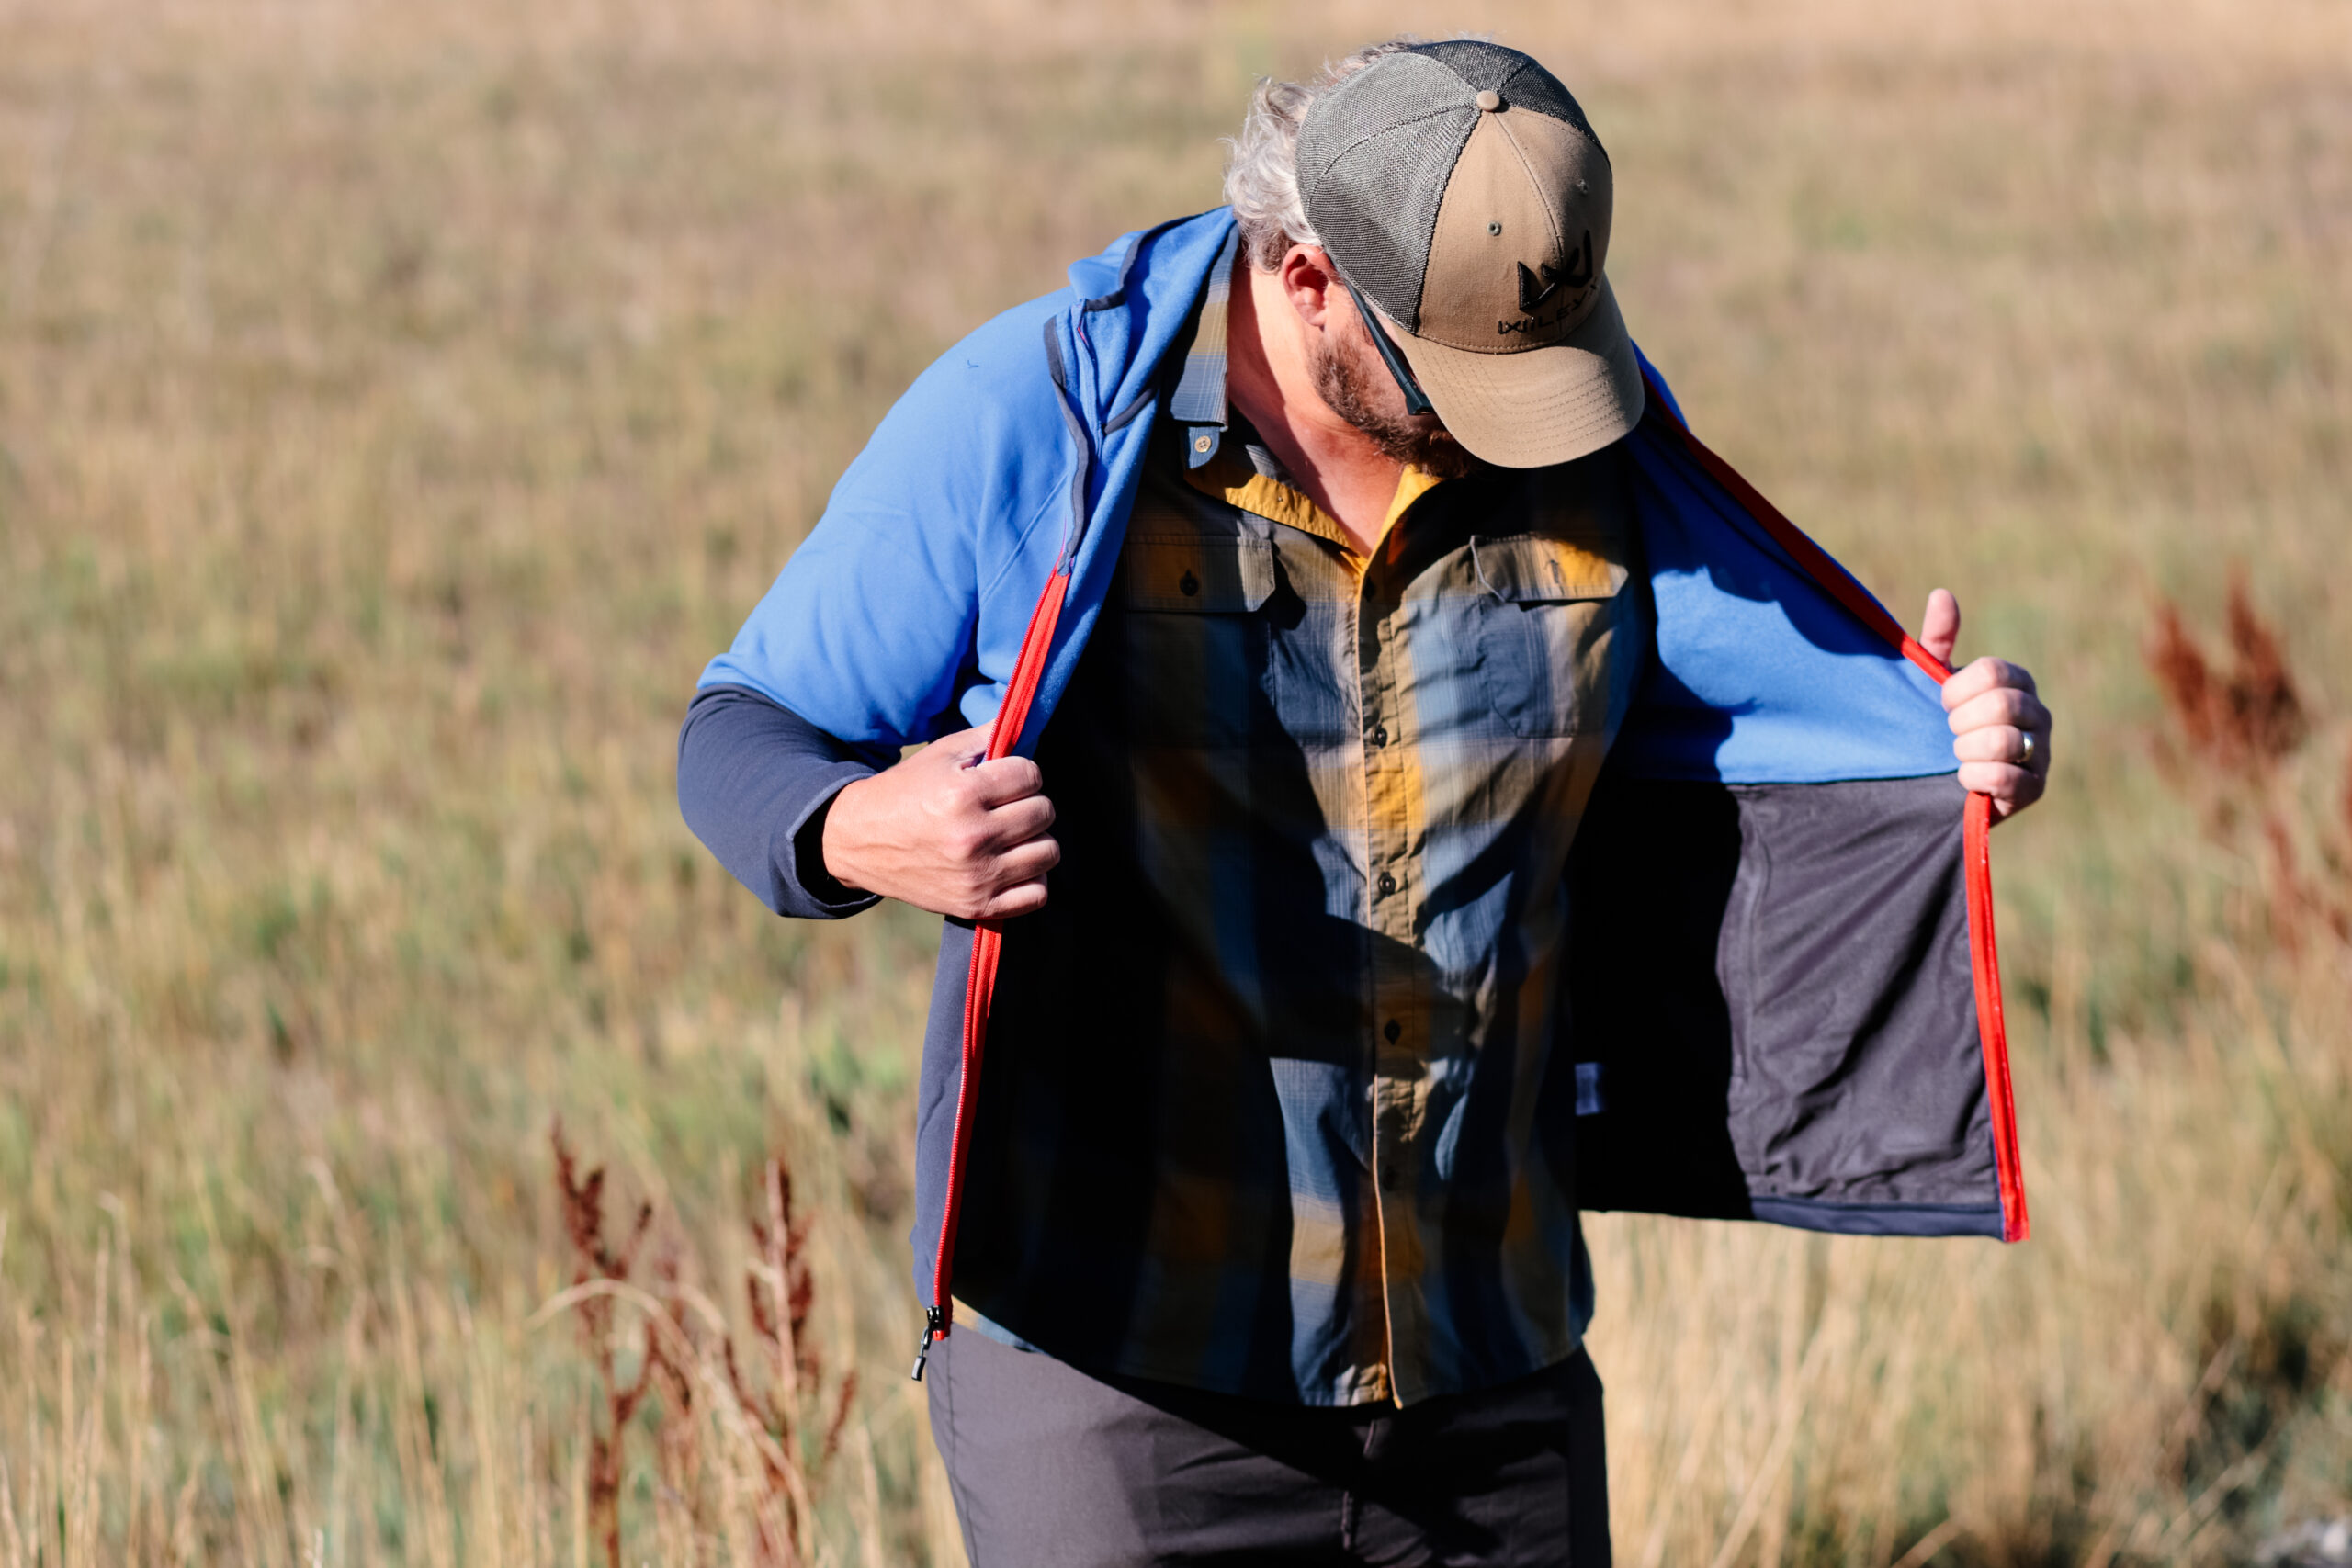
[1748,1194,2007,1239]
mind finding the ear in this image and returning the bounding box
[1275,244,1343,334]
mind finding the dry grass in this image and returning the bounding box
[1,0,2348,1562]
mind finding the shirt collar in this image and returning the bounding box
[1167,229,1449,563]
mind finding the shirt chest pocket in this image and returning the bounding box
[1467,533,1633,739]
[1114,534,1280,748]
[1119,534,1278,614]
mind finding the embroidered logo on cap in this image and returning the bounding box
[1515,231,1595,316]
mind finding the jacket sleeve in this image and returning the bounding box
[676,683,893,919]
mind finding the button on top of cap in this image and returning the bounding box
[1475,89,1503,111]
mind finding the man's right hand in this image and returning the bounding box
[818,724,1059,919]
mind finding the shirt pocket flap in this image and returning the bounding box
[1121,535,1278,613]
[1471,535,1628,604]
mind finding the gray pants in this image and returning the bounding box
[925,1329,1611,1567]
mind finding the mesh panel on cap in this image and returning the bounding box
[1296,51,1477,333]
[1408,40,1604,158]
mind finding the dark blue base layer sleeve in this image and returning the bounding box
[677,682,893,919]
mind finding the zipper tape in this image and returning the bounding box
[913,563,1072,1380]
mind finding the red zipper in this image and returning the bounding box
[1963,790,2029,1240]
[912,565,1071,1380]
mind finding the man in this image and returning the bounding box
[682,38,2052,1567]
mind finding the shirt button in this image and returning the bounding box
[1384,1018,1402,1043]
[1179,570,1200,597]
[1376,872,1397,898]
[1370,723,1388,748]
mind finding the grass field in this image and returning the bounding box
[2,0,2350,1562]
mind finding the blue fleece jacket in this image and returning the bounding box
[682,209,2009,1333]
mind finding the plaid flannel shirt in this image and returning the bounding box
[954,249,1647,1405]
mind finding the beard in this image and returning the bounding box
[1308,328,1482,480]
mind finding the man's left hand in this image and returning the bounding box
[1920,588,2050,821]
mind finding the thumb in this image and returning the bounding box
[928,722,999,771]
[1919,588,1961,669]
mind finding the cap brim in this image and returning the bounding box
[1391,276,1645,468]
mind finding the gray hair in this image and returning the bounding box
[1221,39,1423,272]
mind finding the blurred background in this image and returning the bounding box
[2,0,2348,1562]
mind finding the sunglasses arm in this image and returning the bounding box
[1343,279,1436,417]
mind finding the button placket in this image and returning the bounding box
[1358,560,1428,1399]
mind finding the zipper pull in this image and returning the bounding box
[910,1304,949,1382]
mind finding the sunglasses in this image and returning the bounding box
[1343,279,1435,417]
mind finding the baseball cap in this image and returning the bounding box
[1295,40,1644,468]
